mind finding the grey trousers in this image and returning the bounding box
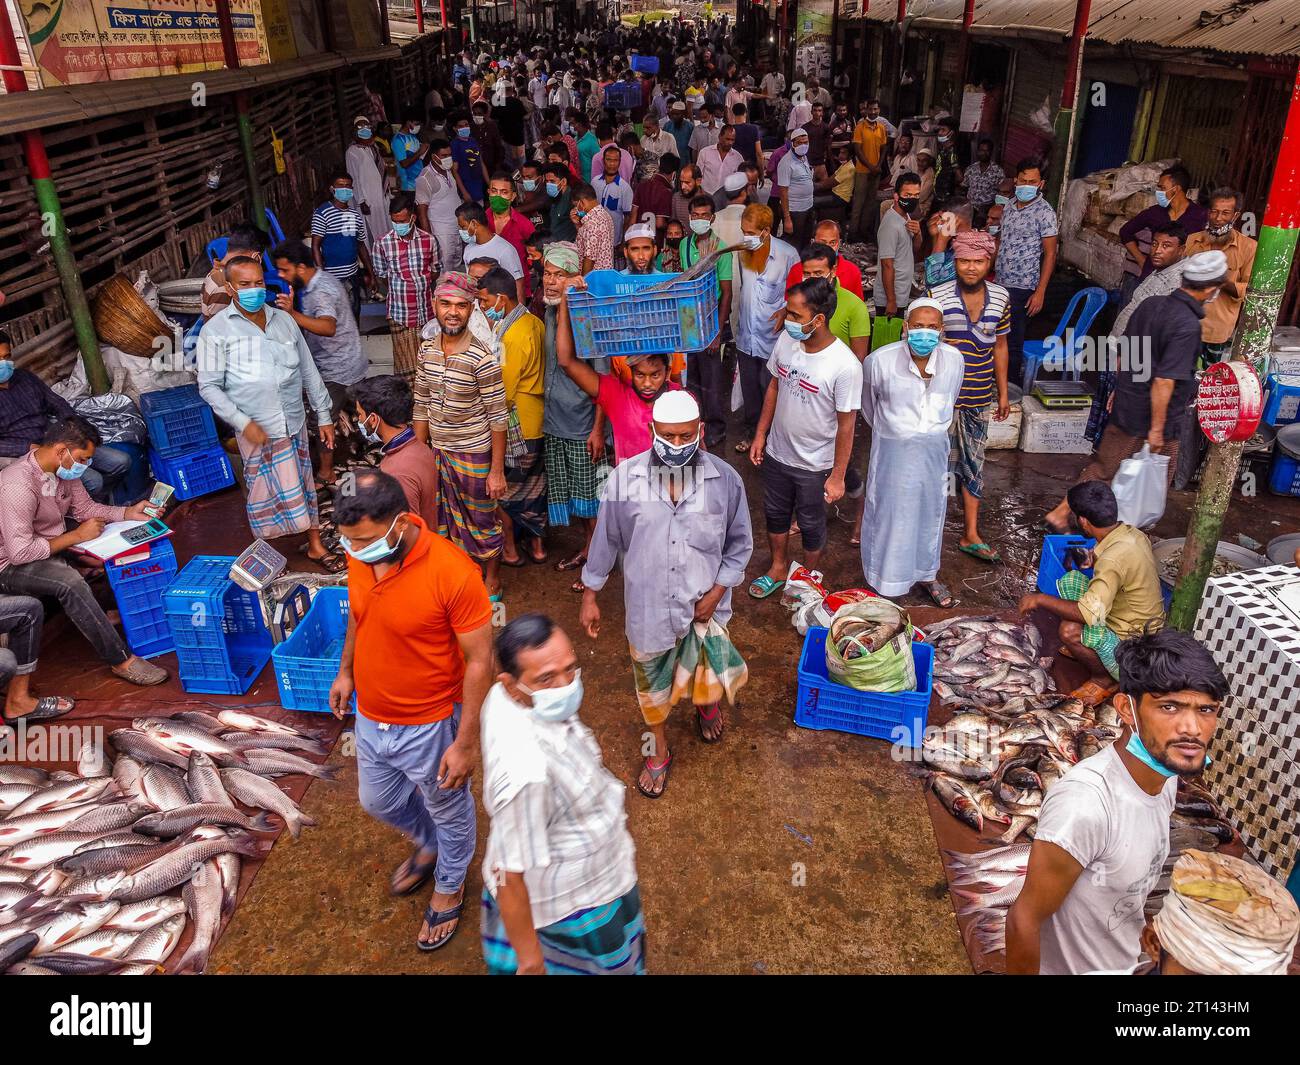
[0,559,128,666]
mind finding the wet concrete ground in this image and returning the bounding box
[203,419,1300,975]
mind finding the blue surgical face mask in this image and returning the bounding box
[907,327,941,356]
[56,455,90,481]
[235,287,267,313]
[340,514,402,565]
[333,187,354,203]
[0,360,13,385]
[393,220,413,237]
[1154,189,1170,208]
[1120,695,1211,777]
[1014,184,1038,203]
[522,178,538,192]
[357,127,373,140]
[457,127,471,139]
[546,181,561,198]
[458,228,475,244]
[994,194,1009,206]
[520,670,584,722]
[483,298,506,322]
[359,414,382,446]
[784,319,814,342]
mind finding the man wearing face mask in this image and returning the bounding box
[458,203,527,305]
[345,117,392,251]
[996,158,1059,382]
[311,173,375,323]
[859,298,964,607]
[670,163,702,230]
[679,201,734,447]
[1006,627,1227,975]
[479,612,645,974]
[352,375,438,529]
[541,163,577,241]
[0,417,168,688]
[392,110,426,193]
[198,256,340,571]
[581,391,753,799]
[329,469,495,955]
[416,141,470,273]
[370,194,439,388]
[1119,165,1207,292]
[450,113,490,205]
[874,173,923,330]
[486,172,536,300]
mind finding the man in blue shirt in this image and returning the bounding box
[451,112,489,205]
[392,110,425,193]
[310,173,375,322]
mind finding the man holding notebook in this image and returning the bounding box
[0,416,169,693]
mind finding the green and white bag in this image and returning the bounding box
[824,598,916,693]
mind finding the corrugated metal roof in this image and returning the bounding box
[857,0,1300,57]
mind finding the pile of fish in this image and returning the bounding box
[0,709,335,975]
[928,614,1056,707]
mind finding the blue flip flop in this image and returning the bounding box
[417,900,464,952]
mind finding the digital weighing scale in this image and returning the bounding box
[228,541,312,644]
[1031,380,1095,409]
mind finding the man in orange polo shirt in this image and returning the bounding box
[329,469,495,953]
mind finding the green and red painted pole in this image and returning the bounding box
[1170,57,1300,629]
[1049,0,1091,208]
[953,0,976,112]
[214,0,267,234]
[0,1,108,393]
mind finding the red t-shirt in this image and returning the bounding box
[491,209,536,297]
[786,257,865,301]
[595,374,683,466]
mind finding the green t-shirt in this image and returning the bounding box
[681,231,733,301]
[828,282,871,347]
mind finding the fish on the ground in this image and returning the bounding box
[217,710,319,738]
[139,765,192,812]
[101,896,187,933]
[173,861,224,974]
[108,731,191,772]
[7,777,118,819]
[108,833,263,903]
[233,750,339,780]
[220,768,318,840]
[928,773,984,832]
[184,751,233,807]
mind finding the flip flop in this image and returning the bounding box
[1071,679,1119,707]
[300,545,347,574]
[958,542,1002,564]
[3,696,75,724]
[500,555,528,568]
[389,850,438,897]
[697,702,724,744]
[748,575,784,599]
[555,553,587,573]
[636,753,673,799]
[417,899,464,952]
[925,580,957,608]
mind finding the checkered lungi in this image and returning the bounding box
[390,322,422,387]
[949,404,992,499]
[236,425,319,539]
[1056,569,1121,679]
[544,434,605,527]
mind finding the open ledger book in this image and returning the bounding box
[70,521,171,563]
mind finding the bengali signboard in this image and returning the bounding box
[18,0,271,87]
[1197,361,1264,444]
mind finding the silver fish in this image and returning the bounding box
[0,783,39,814]
[109,833,262,903]
[217,710,317,737]
[134,719,251,764]
[57,836,188,878]
[220,768,318,840]
[217,730,328,756]
[103,896,187,933]
[940,634,987,665]
[985,644,1035,668]
[0,767,48,787]
[0,802,105,847]
[173,860,223,974]
[62,802,153,837]
[191,826,240,916]
[27,900,122,954]
[140,765,192,811]
[7,776,118,818]
[1,829,127,869]
[53,870,131,902]
[0,931,39,970]
[76,739,110,778]
[232,749,339,780]
[46,924,143,960]
[120,913,186,974]
[12,954,128,975]
[173,711,227,734]
[132,803,276,838]
[953,878,1025,914]
[185,751,233,807]
[112,756,150,806]
[109,730,191,771]
[944,844,1031,876]
[971,662,1013,691]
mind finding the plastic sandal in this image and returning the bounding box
[389,850,438,897]
[748,575,785,599]
[697,703,724,744]
[417,900,464,952]
[636,753,673,799]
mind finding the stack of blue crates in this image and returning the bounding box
[163,555,272,695]
[140,385,234,500]
[105,539,178,659]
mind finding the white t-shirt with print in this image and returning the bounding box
[764,332,863,472]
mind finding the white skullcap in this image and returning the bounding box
[906,297,945,320]
[353,115,371,126]
[624,223,656,243]
[1184,249,1230,283]
[1152,849,1299,976]
[724,172,748,193]
[790,127,809,141]
[652,390,700,423]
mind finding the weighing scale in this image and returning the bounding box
[228,541,311,644]
[1031,380,1095,409]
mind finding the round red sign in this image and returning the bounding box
[1197,361,1264,444]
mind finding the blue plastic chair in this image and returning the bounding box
[1021,286,1108,394]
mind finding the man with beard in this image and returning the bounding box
[1006,627,1227,975]
[670,163,703,230]
[413,272,509,601]
[580,391,753,799]
[1020,480,1166,704]
[538,243,609,591]
[926,230,1011,564]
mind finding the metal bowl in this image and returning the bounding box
[1265,533,1300,566]
[1151,537,1269,588]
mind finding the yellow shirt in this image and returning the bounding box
[1077,524,1166,638]
[833,161,855,204]
[853,120,889,173]
[1183,230,1257,345]
[500,313,545,440]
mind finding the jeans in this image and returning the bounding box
[738,352,772,438]
[0,558,128,666]
[1005,286,1035,387]
[0,594,43,682]
[82,445,130,505]
[355,707,476,895]
[687,345,727,446]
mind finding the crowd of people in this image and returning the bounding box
[0,13,1293,977]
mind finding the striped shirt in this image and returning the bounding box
[928,279,1011,408]
[413,332,509,453]
[480,682,638,929]
[373,228,438,328]
[310,202,369,279]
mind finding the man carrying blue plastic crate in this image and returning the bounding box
[0,416,168,690]
[329,469,495,954]
[580,391,753,800]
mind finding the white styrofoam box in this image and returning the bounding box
[1267,350,1300,378]
[1018,394,1094,454]
[987,405,1023,450]
[1271,326,1300,351]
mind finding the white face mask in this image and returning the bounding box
[519,670,584,722]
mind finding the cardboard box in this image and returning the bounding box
[1018,394,1095,454]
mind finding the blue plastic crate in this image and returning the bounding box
[1035,534,1097,595]
[139,385,218,457]
[106,539,178,659]
[630,55,659,75]
[1269,449,1300,496]
[603,82,642,110]
[1262,374,1300,426]
[148,445,235,501]
[164,555,272,695]
[272,588,355,713]
[567,269,719,359]
[794,628,933,743]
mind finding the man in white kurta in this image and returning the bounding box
[860,297,964,606]
[346,119,392,252]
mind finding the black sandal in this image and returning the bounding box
[417,899,464,952]
[302,547,347,574]
[636,753,673,799]
[389,850,438,897]
[3,696,75,724]
[697,703,724,744]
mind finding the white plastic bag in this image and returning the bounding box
[1112,443,1169,529]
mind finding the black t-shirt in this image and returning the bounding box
[732,122,761,164]
[1111,289,1205,437]
[492,98,528,147]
